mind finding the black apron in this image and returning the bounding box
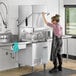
[50,32,62,61]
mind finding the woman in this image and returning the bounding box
[42,12,63,73]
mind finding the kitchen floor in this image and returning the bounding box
[0,59,76,76]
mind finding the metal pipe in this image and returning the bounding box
[0,2,8,28]
[0,12,7,27]
[0,12,4,21]
[0,2,8,14]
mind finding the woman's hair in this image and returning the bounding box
[51,14,60,22]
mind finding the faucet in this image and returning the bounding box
[0,2,8,28]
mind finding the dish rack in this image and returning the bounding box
[19,27,51,42]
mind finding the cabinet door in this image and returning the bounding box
[18,44,32,66]
[63,38,76,56]
[62,39,67,54]
[0,46,17,71]
[68,39,76,56]
[47,39,52,61]
[32,42,48,65]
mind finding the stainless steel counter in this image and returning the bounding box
[0,35,72,47]
[0,41,32,47]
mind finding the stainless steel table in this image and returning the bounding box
[62,35,72,61]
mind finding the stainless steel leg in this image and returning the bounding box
[43,64,46,71]
[32,67,34,72]
[66,38,68,61]
[18,63,21,68]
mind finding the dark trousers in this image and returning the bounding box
[53,52,62,67]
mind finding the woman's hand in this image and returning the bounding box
[42,12,45,15]
[42,12,45,14]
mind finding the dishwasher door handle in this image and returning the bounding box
[43,46,47,48]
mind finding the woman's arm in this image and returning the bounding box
[42,12,48,24]
[42,12,54,28]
